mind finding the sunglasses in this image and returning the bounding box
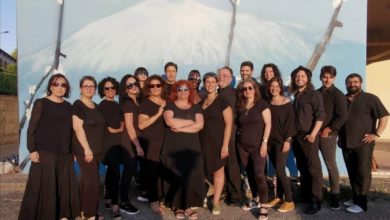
[104,86,116,91]
[51,82,67,88]
[126,83,139,89]
[82,85,95,89]
[241,86,254,92]
[177,86,189,92]
[188,77,200,81]
[148,83,162,89]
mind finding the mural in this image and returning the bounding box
[17,0,367,172]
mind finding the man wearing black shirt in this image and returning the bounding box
[217,66,242,205]
[290,66,325,214]
[317,66,347,210]
[338,73,389,213]
[163,61,177,96]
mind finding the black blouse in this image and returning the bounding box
[121,98,140,156]
[27,98,72,153]
[98,99,123,148]
[269,102,297,145]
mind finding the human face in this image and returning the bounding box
[218,68,232,88]
[295,70,308,89]
[176,83,189,100]
[240,66,253,80]
[136,72,148,83]
[148,79,162,97]
[81,79,96,99]
[125,77,139,96]
[188,72,201,88]
[204,77,217,94]
[165,66,177,83]
[50,77,67,98]
[321,73,335,88]
[241,82,255,99]
[103,81,116,100]
[264,67,275,82]
[269,81,281,97]
[346,77,362,95]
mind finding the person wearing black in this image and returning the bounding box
[97,77,123,218]
[264,77,296,213]
[138,75,167,214]
[200,72,233,215]
[339,73,389,213]
[317,66,347,210]
[72,76,105,219]
[259,63,282,100]
[236,79,271,220]
[161,80,205,220]
[118,74,144,215]
[134,67,149,90]
[290,66,325,214]
[217,66,242,205]
[19,74,79,220]
[163,61,178,96]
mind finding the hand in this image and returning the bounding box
[84,148,94,163]
[220,146,229,159]
[30,151,40,163]
[320,127,332,138]
[282,141,290,153]
[107,127,116,133]
[304,134,316,143]
[171,127,180,132]
[157,103,166,116]
[259,142,267,158]
[362,133,377,144]
[136,147,145,157]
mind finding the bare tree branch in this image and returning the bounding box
[225,0,237,67]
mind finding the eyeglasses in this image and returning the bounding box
[148,83,162,89]
[82,85,95,89]
[126,83,139,89]
[51,82,67,88]
[241,86,254,92]
[177,87,189,92]
[104,86,116,91]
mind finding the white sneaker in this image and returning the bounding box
[346,204,364,213]
[342,199,354,207]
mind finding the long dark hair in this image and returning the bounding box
[119,74,140,103]
[289,65,314,94]
[236,79,261,113]
[266,77,284,98]
[260,63,281,85]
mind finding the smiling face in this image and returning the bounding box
[103,81,117,100]
[264,67,275,82]
[240,65,253,80]
[81,79,96,99]
[218,68,232,88]
[148,79,163,97]
[346,76,362,95]
[269,81,282,97]
[241,81,255,99]
[188,72,201,88]
[176,83,190,100]
[50,77,67,98]
[294,70,308,89]
[204,76,217,94]
[125,77,140,96]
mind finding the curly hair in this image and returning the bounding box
[142,74,166,99]
[97,77,119,98]
[260,63,281,85]
[168,80,197,104]
[236,79,261,113]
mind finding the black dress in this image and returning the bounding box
[19,98,79,220]
[200,95,229,178]
[160,102,205,209]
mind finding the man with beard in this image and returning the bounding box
[290,66,325,214]
[338,73,389,213]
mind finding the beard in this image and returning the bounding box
[347,86,361,95]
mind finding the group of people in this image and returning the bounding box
[18,61,388,220]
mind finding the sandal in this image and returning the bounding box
[258,206,268,220]
[174,209,185,219]
[185,209,198,220]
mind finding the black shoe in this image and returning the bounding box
[120,202,139,215]
[304,203,321,214]
[330,194,341,210]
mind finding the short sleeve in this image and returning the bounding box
[121,99,135,114]
[164,102,175,112]
[27,99,43,152]
[72,100,85,120]
[193,104,202,114]
[259,100,269,112]
[372,95,389,119]
[219,96,230,111]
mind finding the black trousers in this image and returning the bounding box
[319,135,340,194]
[146,160,166,203]
[268,142,293,202]
[342,144,374,211]
[224,132,243,203]
[293,133,323,203]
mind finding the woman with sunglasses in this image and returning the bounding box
[236,79,271,220]
[199,72,233,215]
[138,75,167,214]
[116,74,144,215]
[97,77,123,218]
[19,74,79,220]
[161,80,205,220]
[187,70,206,103]
[264,77,296,212]
[72,76,105,219]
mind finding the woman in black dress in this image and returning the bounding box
[117,74,144,215]
[97,77,123,218]
[19,74,79,220]
[264,77,296,212]
[236,79,271,220]
[161,80,205,220]
[72,76,105,219]
[138,75,167,214]
[200,72,233,215]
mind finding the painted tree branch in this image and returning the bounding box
[225,0,237,67]
[306,2,343,71]
[19,0,66,170]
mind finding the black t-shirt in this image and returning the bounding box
[121,98,140,156]
[237,100,269,147]
[269,102,296,145]
[98,99,123,148]
[72,100,105,158]
[27,98,72,153]
[338,91,389,149]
